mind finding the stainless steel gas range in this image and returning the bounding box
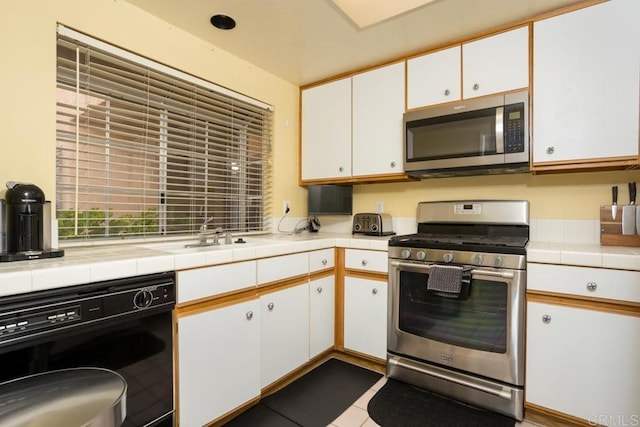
[387,200,528,420]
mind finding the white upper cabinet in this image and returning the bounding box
[462,26,529,99]
[533,0,640,165]
[301,77,352,181]
[407,26,529,109]
[352,62,405,177]
[301,62,406,182]
[407,46,461,109]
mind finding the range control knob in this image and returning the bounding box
[416,251,427,261]
[494,256,504,267]
[473,254,484,265]
[443,253,454,263]
[401,249,411,259]
[134,290,154,308]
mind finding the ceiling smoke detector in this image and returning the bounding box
[210,14,236,30]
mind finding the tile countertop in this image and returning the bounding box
[0,233,391,298]
[0,233,638,298]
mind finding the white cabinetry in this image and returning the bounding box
[526,302,640,422]
[176,260,256,304]
[257,252,308,286]
[260,283,310,388]
[177,298,260,427]
[301,77,352,181]
[309,275,335,358]
[533,0,640,166]
[352,62,405,176]
[406,26,528,109]
[343,276,387,359]
[462,26,529,99]
[301,62,405,182]
[407,46,461,109]
[344,249,388,274]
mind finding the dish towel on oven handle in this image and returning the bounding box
[426,265,472,298]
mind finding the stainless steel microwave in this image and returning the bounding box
[403,90,529,178]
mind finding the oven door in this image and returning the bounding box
[387,259,525,386]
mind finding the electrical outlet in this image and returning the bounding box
[376,201,383,213]
[283,200,290,215]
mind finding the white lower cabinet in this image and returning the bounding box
[344,276,387,359]
[309,275,335,358]
[526,301,640,423]
[177,298,260,427]
[260,283,310,388]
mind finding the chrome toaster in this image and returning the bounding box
[352,213,394,236]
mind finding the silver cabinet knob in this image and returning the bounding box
[372,288,378,295]
[316,286,323,294]
[361,259,368,266]
[472,83,479,91]
[390,161,396,168]
[546,147,554,155]
[246,311,254,320]
[339,166,344,172]
[542,314,551,324]
[267,302,274,311]
[587,282,597,292]
[444,89,450,96]
[322,259,328,266]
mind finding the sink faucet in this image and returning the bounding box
[198,217,215,244]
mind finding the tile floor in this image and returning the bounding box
[329,376,544,427]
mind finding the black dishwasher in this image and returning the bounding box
[0,271,176,427]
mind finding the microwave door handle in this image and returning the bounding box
[495,106,504,154]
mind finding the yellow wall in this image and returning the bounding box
[0,0,306,215]
[354,170,640,219]
[1,0,639,223]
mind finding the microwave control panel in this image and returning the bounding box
[504,103,526,153]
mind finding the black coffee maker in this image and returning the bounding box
[1,182,64,261]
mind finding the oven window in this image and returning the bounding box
[398,271,507,353]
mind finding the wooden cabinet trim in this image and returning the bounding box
[176,289,258,317]
[527,291,640,317]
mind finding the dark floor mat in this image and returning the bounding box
[367,379,515,427]
[225,403,301,427]
[260,358,382,427]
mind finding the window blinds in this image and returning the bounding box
[55,25,273,241]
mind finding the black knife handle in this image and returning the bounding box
[630,182,636,205]
[612,186,618,204]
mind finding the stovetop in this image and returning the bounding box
[389,233,528,255]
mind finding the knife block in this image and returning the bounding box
[599,205,640,247]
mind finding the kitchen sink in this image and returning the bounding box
[138,237,274,254]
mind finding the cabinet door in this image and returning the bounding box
[344,276,387,359]
[260,283,310,388]
[301,78,352,181]
[352,62,405,176]
[178,299,260,427]
[533,0,640,164]
[526,302,640,421]
[257,252,308,286]
[462,26,529,99]
[309,275,335,358]
[407,46,461,109]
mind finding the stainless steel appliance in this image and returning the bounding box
[403,91,529,177]
[387,200,528,420]
[352,213,394,236]
[0,272,176,427]
[2,182,64,262]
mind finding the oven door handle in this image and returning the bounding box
[390,261,514,279]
